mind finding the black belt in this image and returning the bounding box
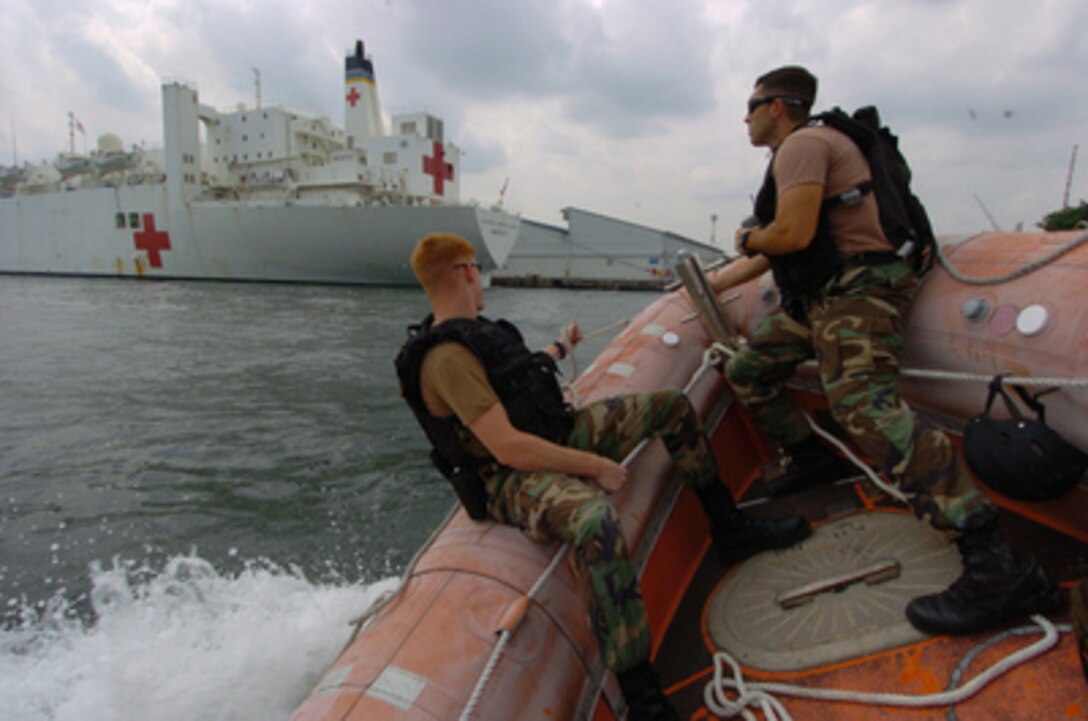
[843,251,901,267]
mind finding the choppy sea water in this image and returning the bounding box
[0,275,657,721]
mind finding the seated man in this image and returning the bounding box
[395,233,811,721]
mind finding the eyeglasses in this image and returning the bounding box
[454,261,482,271]
[747,95,809,115]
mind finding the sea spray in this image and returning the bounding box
[0,553,397,721]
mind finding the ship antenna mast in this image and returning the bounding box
[1062,144,1078,209]
[973,193,1002,232]
[253,68,262,109]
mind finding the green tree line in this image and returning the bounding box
[1039,201,1088,230]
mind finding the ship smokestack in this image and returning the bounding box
[344,38,383,147]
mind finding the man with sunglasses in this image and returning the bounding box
[707,66,1062,636]
[396,232,811,720]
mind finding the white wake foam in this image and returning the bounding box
[0,554,398,721]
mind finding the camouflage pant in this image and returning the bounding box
[724,260,992,532]
[483,390,718,672]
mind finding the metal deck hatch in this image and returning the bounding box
[705,511,962,672]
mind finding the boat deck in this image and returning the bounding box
[651,467,1086,720]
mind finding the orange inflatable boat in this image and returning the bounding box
[291,230,1087,720]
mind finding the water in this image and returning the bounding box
[0,276,657,721]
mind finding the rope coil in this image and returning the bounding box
[703,616,1068,720]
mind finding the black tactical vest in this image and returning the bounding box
[394,315,574,516]
[754,159,843,320]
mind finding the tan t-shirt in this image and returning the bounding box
[774,125,894,257]
[420,341,498,458]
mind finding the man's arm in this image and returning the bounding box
[708,254,771,294]
[469,402,628,492]
[739,183,823,256]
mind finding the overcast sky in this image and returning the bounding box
[2,0,1085,243]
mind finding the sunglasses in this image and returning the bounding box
[747,95,808,114]
[454,261,482,271]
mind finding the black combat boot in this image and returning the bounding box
[1072,576,1088,682]
[695,482,812,564]
[905,520,1064,635]
[765,434,856,497]
[616,661,680,721]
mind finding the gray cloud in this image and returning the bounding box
[398,0,572,100]
[3,0,1085,239]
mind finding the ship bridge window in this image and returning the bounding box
[383,152,397,165]
[115,213,125,229]
[401,121,417,135]
[129,212,141,229]
[428,117,443,143]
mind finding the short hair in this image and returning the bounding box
[755,66,817,120]
[410,232,475,290]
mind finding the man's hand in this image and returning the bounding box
[589,457,628,493]
[560,320,582,349]
[734,225,755,256]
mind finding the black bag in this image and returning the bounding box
[963,376,1087,502]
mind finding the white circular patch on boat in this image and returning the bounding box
[662,331,680,347]
[705,512,961,672]
[1016,305,1048,336]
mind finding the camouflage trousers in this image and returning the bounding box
[724,260,992,532]
[483,390,718,673]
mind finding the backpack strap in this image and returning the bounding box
[983,374,1023,419]
[983,374,1058,425]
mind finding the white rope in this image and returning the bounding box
[935,230,1088,286]
[713,340,1088,390]
[580,317,633,342]
[704,614,1064,719]
[803,412,911,503]
[701,343,732,374]
[460,542,571,721]
[566,317,631,379]
[899,367,1088,389]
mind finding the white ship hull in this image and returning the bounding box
[0,186,519,284]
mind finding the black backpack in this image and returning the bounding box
[815,106,937,275]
